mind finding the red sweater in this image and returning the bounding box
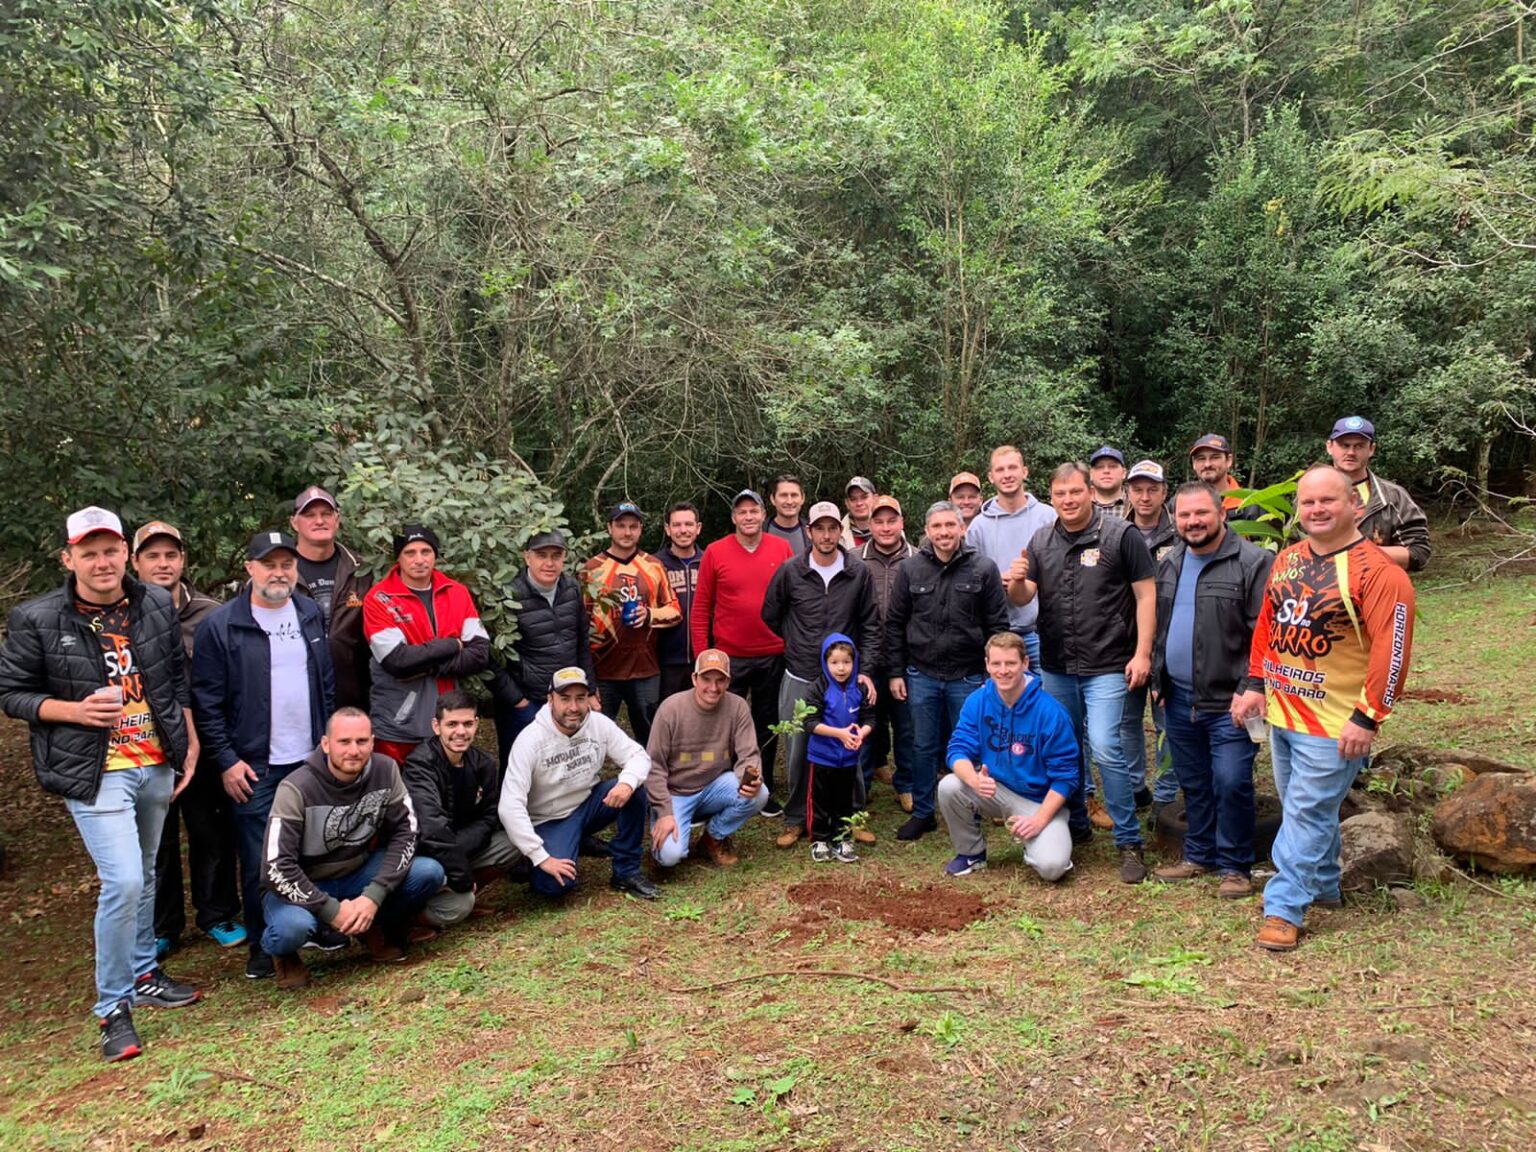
[690,533,793,658]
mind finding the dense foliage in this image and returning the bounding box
[3,0,1533,595]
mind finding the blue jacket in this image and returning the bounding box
[945,675,1079,803]
[191,588,335,770]
[804,632,871,770]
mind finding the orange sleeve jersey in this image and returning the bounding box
[1247,537,1415,739]
[582,550,681,681]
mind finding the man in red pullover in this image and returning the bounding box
[690,490,793,816]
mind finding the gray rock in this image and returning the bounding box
[1339,811,1415,893]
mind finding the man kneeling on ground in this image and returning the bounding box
[647,649,768,869]
[260,709,445,988]
[403,690,521,931]
[499,668,660,900]
[937,632,1080,881]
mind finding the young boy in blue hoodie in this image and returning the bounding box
[938,632,1080,881]
[803,633,874,863]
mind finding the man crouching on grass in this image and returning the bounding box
[260,709,445,988]
[936,632,1080,881]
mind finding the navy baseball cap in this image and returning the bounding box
[1329,416,1376,442]
[607,501,644,523]
[1189,433,1232,455]
[732,489,764,508]
[1088,446,1124,466]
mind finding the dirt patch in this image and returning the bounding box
[785,875,989,934]
[1402,687,1473,704]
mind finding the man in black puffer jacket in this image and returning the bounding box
[490,531,597,768]
[0,507,200,1063]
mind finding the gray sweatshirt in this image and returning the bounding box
[964,494,1058,632]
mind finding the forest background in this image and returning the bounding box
[4,0,1535,617]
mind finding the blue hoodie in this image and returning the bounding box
[945,674,1080,803]
[804,632,872,770]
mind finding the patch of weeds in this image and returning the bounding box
[920,1010,965,1049]
[664,902,704,922]
[883,949,918,971]
[144,1067,215,1107]
[419,959,488,995]
[1123,946,1210,997]
[1011,1014,1057,1050]
[1013,913,1045,938]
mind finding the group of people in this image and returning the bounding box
[0,416,1425,1063]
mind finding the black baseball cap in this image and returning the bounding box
[248,530,299,561]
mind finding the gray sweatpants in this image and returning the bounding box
[421,831,521,928]
[937,775,1073,882]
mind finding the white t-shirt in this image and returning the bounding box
[811,551,845,588]
[252,599,314,764]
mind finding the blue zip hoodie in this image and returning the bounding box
[945,673,1080,803]
[803,632,872,770]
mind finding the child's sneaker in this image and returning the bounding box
[833,841,859,864]
[810,841,834,863]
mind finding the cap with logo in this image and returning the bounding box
[806,500,842,526]
[549,666,591,693]
[871,494,903,516]
[1088,446,1125,466]
[607,501,644,523]
[392,524,441,558]
[248,530,299,561]
[132,520,183,554]
[1329,416,1376,442]
[948,471,982,494]
[732,489,764,508]
[845,476,876,495]
[1188,434,1232,456]
[693,648,731,678]
[65,506,125,546]
[525,529,568,552]
[293,485,338,513]
[1126,460,1165,484]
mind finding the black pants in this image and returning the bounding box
[727,653,784,794]
[153,758,239,939]
[659,663,692,701]
[808,761,857,842]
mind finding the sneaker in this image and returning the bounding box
[304,924,350,952]
[1217,873,1254,900]
[775,825,805,849]
[897,792,914,814]
[761,799,784,819]
[1118,845,1148,885]
[99,1001,142,1063]
[609,872,661,900]
[245,950,275,980]
[1134,786,1153,810]
[154,936,173,962]
[833,841,859,864]
[810,841,834,863]
[943,852,988,877]
[133,967,201,1009]
[699,831,738,867]
[1069,822,1093,846]
[851,826,877,845]
[1255,915,1300,952]
[1087,795,1114,831]
[273,952,309,991]
[206,920,247,949]
[1154,860,1210,882]
[896,814,937,842]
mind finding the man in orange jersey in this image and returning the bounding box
[1235,467,1415,952]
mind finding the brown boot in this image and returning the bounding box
[699,831,739,867]
[775,824,805,849]
[364,927,406,964]
[852,826,877,845]
[872,762,895,786]
[273,952,309,991]
[1087,795,1114,830]
[1255,916,1300,952]
[897,792,914,814]
[1154,860,1210,882]
[1217,873,1254,900]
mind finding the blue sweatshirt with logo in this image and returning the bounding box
[945,675,1080,802]
[803,632,872,770]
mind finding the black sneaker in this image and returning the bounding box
[760,799,784,819]
[303,924,350,952]
[133,967,201,1009]
[1119,845,1148,885]
[895,814,938,842]
[609,872,661,900]
[99,1001,142,1063]
[245,949,275,980]
[1134,786,1153,810]
[1069,822,1093,846]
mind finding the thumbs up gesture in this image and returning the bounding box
[973,762,997,799]
[1004,549,1030,586]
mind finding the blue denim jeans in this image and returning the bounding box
[1162,683,1258,875]
[260,851,445,955]
[1010,628,1042,673]
[653,771,770,867]
[1264,726,1367,925]
[905,667,985,820]
[66,765,175,1016]
[1122,684,1178,804]
[1040,671,1138,846]
[232,760,301,954]
[859,689,915,796]
[530,778,646,895]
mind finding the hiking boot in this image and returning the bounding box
[1118,845,1148,884]
[1069,822,1093,846]
[245,949,275,980]
[1154,860,1210,882]
[943,852,988,877]
[896,814,937,842]
[1087,795,1114,830]
[133,967,201,1009]
[609,872,661,900]
[206,920,247,948]
[699,831,738,867]
[897,792,914,813]
[872,762,895,786]
[1255,915,1300,952]
[775,824,805,849]
[833,841,859,864]
[272,952,309,991]
[579,833,614,858]
[810,841,834,863]
[406,916,442,945]
[851,826,877,845]
[1218,873,1254,900]
[761,799,784,819]
[99,1001,141,1063]
[1313,893,1344,909]
[364,927,406,964]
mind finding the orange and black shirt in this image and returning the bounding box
[582,550,681,681]
[76,596,167,771]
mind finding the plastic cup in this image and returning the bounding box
[92,684,124,705]
[1244,714,1268,744]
